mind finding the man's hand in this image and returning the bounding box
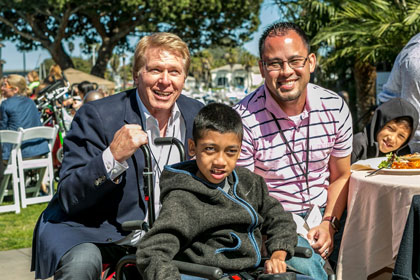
[110,124,148,162]
[264,250,287,274]
[307,221,334,260]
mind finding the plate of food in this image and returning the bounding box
[352,153,420,174]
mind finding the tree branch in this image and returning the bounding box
[0,15,40,42]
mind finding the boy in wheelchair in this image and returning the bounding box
[137,103,304,279]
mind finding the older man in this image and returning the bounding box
[234,22,353,279]
[31,32,203,280]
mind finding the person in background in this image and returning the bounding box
[31,32,204,280]
[44,64,63,85]
[27,70,40,99]
[234,22,353,279]
[0,74,49,193]
[377,33,420,152]
[77,81,97,100]
[83,90,105,103]
[71,81,98,111]
[97,85,111,97]
[351,98,418,164]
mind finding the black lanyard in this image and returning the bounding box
[270,112,310,195]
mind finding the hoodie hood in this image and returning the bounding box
[160,160,236,200]
[368,98,419,156]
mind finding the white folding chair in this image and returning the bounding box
[17,126,57,208]
[0,130,22,214]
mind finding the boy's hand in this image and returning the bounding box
[264,250,287,274]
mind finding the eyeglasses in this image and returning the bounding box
[261,56,308,71]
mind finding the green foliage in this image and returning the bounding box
[0,203,48,250]
[72,57,92,73]
[313,0,420,65]
[0,0,263,77]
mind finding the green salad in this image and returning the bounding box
[378,153,398,168]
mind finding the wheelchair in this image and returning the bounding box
[104,137,333,280]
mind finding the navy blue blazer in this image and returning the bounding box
[0,95,49,160]
[31,89,203,279]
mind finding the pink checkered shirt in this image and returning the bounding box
[234,84,353,213]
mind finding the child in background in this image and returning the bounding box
[137,103,298,279]
[351,98,419,164]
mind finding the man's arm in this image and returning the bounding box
[307,154,350,258]
[57,102,147,216]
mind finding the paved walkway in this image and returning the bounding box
[0,248,51,280]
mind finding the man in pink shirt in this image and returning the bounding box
[235,22,352,279]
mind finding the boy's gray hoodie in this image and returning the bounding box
[137,160,297,279]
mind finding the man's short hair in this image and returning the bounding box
[192,103,243,143]
[259,22,310,58]
[83,90,105,103]
[132,32,190,79]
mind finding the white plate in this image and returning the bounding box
[379,168,420,174]
[352,157,420,174]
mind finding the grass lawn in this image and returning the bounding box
[0,203,48,251]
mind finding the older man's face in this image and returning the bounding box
[134,47,186,118]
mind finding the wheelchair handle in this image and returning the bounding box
[173,260,223,280]
[294,246,312,258]
[154,137,186,162]
[121,220,149,232]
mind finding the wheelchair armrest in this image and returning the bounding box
[121,220,149,232]
[173,260,224,280]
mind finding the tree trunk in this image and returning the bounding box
[353,61,377,131]
[90,38,118,78]
[46,43,74,70]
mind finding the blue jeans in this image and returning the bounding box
[285,236,328,280]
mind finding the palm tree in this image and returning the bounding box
[223,48,239,88]
[313,0,420,128]
[239,50,258,92]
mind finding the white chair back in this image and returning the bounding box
[17,126,57,208]
[0,130,22,214]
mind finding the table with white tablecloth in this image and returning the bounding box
[336,170,420,279]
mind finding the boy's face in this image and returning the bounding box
[376,120,411,154]
[188,130,241,184]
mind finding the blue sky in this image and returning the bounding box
[2,0,282,71]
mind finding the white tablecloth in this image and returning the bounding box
[336,170,420,279]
